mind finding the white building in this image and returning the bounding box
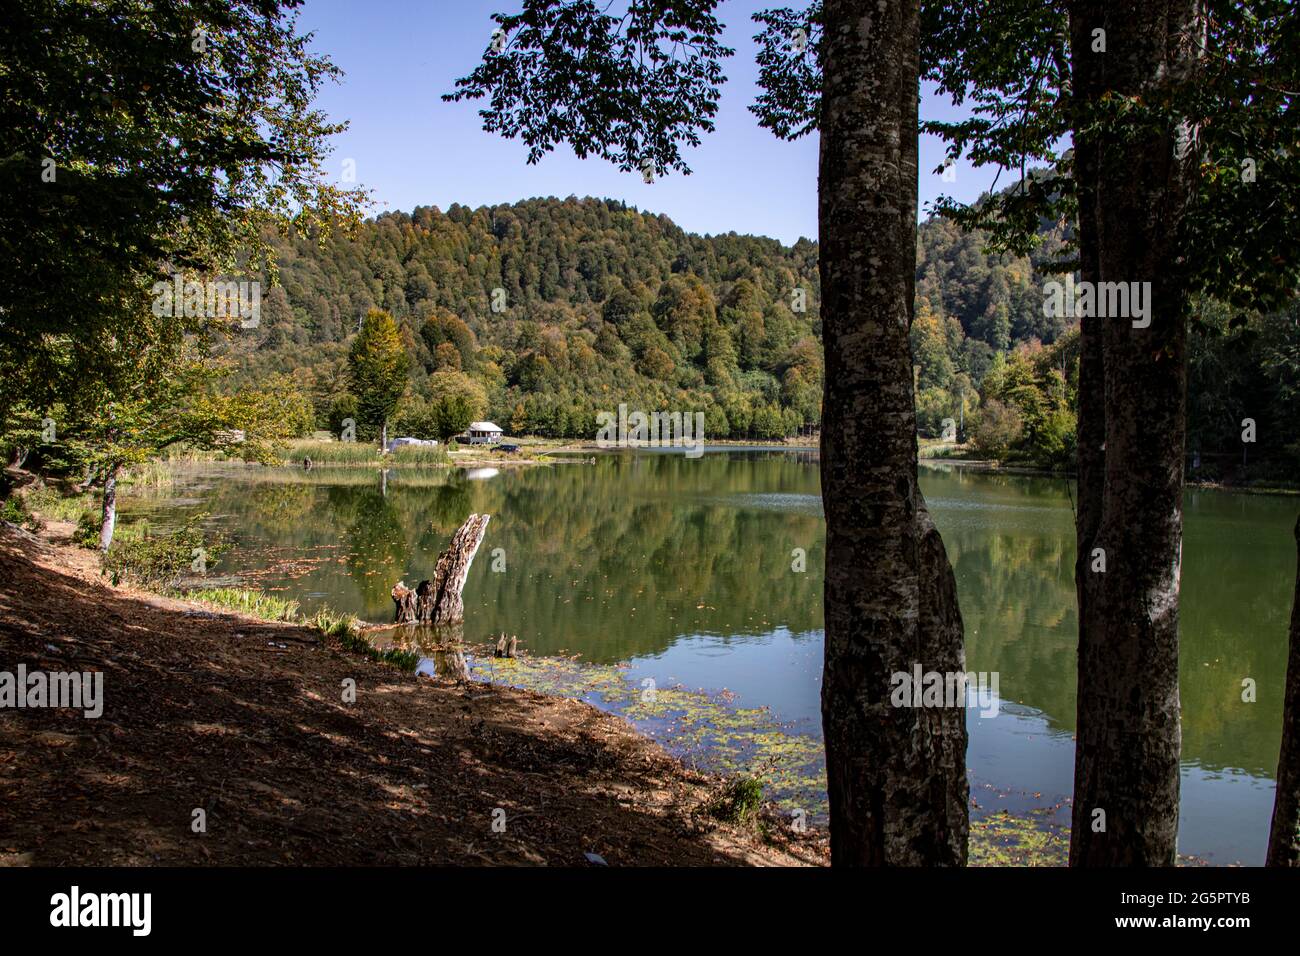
[464,421,504,445]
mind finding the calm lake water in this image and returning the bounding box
[122,451,1296,864]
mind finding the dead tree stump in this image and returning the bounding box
[391,513,491,626]
[391,581,418,624]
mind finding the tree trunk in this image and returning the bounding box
[819,0,968,866]
[1267,517,1300,865]
[391,513,491,626]
[1067,0,1202,866]
[98,463,120,552]
[426,513,490,625]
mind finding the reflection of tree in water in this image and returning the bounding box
[379,624,471,680]
[420,478,474,535]
[342,486,408,611]
[456,454,826,662]
[948,519,1079,737]
[1177,492,1293,775]
[244,482,318,529]
[147,458,1294,778]
[924,466,1295,776]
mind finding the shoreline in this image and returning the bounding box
[152,438,1298,495]
[0,518,826,866]
[919,455,1299,495]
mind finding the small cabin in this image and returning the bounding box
[464,421,504,445]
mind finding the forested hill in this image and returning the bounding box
[228,194,1083,445]
[220,195,1297,474]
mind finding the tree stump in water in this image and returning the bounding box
[391,513,491,626]
[391,581,419,624]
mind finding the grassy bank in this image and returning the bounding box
[280,438,449,467]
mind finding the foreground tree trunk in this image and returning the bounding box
[819,0,968,866]
[392,513,491,626]
[98,463,120,552]
[1267,517,1300,865]
[1067,0,1202,865]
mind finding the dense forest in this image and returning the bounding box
[227,195,1298,477]
[228,197,819,442]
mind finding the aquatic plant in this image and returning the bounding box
[310,610,420,672]
[278,439,449,468]
[181,587,300,622]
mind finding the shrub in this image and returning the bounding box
[74,510,101,548]
[970,399,1024,460]
[0,496,39,531]
[1028,406,1078,471]
[706,776,764,825]
[101,515,227,589]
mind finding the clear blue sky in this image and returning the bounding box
[299,0,990,245]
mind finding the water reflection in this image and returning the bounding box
[415,649,470,681]
[121,452,1298,863]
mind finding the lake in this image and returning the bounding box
[121,450,1296,864]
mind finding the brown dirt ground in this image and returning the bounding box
[0,518,826,867]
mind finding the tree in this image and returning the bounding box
[425,370,489,444]
[1052,0,1198,868]
[327,394,359,439]
[969,399,1023,460]
[259,374,317,439]
[448,0,968,865]
[56,338,298,550]
[420,310,478,370]
[348,309,409,448]
[430,396,478,444]
[907,0,1300,864]
[1269,518,1300,865]
[0,0,364,410]
[815,0,967,863]
[433,342,463,371]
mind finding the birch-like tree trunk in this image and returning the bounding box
[98,463,120,552]
[819,0,968,866]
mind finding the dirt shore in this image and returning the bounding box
[0,520,824,867]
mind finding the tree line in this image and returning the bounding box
[222,191,1298,482]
